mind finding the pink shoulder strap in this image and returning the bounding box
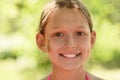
[47,75,51,80]
[85,73,90,80]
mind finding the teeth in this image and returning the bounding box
[63,54,76,58]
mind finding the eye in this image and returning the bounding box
[76,32,85,36]
[55,32,64,37]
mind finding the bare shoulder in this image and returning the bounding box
[87,72,104,80]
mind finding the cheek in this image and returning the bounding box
[47,39,60,59]
[49,38,63,51]
[47,40,61,64]
[81,41,91,60]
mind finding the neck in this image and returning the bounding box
[50,65,86,80]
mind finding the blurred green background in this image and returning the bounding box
[0,0,120,80]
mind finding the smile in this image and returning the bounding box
[59,53,81,58]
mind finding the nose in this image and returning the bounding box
[65,37,77,49]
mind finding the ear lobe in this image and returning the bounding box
[91,31,96,48]
[36,33,45,51]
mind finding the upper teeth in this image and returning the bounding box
[63,54,76,58]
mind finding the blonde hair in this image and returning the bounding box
[39,0,93,34]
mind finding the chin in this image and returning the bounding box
[60,63,83,71]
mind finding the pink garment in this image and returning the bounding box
[47,75,50,80]
[85,73,89,80]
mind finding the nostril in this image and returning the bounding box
[64,44,77,49]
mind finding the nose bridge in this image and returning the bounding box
[65,34,76,48]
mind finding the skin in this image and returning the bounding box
[36,8,96,80]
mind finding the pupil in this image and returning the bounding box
[56,33,63,37]
[78,32,83,36]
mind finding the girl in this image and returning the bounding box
[36,0,103,80]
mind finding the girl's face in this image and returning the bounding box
[37,8,96,71]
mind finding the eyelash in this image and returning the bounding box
[76,32,86,36]
[53,31,86,37]
[54,32,64,37]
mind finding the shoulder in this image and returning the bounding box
[87,72,104,80]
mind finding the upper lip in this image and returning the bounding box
[59,53,80,54]
[59,52,80,54]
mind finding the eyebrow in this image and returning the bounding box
[76,26,86,29]
[51,26,86,30]
[51,26,62,30]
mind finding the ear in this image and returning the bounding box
[91,31,96,48]
[36,33,45,51]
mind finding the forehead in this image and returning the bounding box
[45,8,89,30]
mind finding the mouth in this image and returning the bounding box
[59,53,81,58]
